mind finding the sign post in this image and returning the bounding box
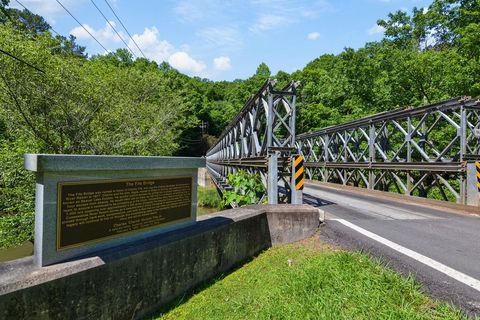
[291,155,304,204]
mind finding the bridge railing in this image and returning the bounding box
[296,96,480,204]
[206,79,300,204]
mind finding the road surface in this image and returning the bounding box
[303,182,480,315]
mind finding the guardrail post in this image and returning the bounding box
[460,105,467,203]
[466,161,479,206]
[268,151,278,204]
[368,123,375,189]
[407,116,412,195]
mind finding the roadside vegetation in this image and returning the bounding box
[156,237,465,320]
[0,0,479,248]
[222,170,265,207]
[197,186,222,211]
[197,171,264,213]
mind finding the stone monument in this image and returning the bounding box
[24,154,206,266]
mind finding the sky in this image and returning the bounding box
[8,0,432,81]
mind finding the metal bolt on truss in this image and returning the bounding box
[296,96,480,205]
[206,79,300,205]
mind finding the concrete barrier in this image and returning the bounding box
[0,204,320,320]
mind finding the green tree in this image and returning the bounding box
[255,62,271,78]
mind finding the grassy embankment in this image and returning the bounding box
[156,237,465,320]
[197,186,223,215]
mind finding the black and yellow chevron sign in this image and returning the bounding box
[294,155,304,190]
[476,162,480,191]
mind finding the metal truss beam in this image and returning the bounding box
[206,80,300,204]
[297,96,480,204]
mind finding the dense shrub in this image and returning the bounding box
[0,139,36,248]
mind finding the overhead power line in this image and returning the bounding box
[14,0,60,36]
[55,0,109,52]
[103,0,147,59]
[0,48,45,73]
[89,0,136,58]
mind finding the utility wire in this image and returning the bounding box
[89,0,136,58]
[103,0,146,59]
[55,0,109,52]
[0,48,45,73]
[14,0,60,36]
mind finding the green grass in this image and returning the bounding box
[156,237,465,320]
[197,186,222,209]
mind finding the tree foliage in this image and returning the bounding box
[0,0,478,247]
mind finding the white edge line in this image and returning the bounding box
[332,218,480,292]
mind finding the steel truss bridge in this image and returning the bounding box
[206,81,480,206]
[206,80,301,205]
[297,97,480,204]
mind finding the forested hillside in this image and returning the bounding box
[0,0,478,247]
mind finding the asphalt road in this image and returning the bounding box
[303,182,480,316]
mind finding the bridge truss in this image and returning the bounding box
[296,97,480,204]
[206,80,300,205]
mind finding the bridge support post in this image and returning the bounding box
[466,161,479,206]
[267,151,278,204]
[368,123,375,190]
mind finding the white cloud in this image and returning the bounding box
[8,0,86,26]
[8,0,85,17]
[70,21,124,44]
[197,27,243,51]
[307,32,320,40]
[169,52,206,73]
[128,27,174,62]
[250,0,331,33]
[213,56,232,71]
[368,24,385,35]
[131,28,206,74]
[71,24,207,76]
[173,1,205,22]
[250,14,290,32]
[251,0,331,16]
[173,0,235,22]
[70,24,95,40]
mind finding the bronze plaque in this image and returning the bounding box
[57,176,193,250]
